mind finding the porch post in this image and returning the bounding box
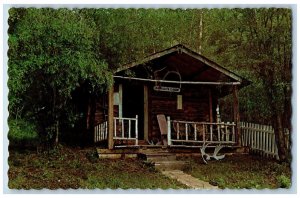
[144,85,149,141]
[108,86,114,149]
[233,85,241,146]
[118,84,123,118]
[208,89,213,123]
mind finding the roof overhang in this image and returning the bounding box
[114,44,250,96]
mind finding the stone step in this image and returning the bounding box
[162,170,218,189]
[154,160,188,171]
[144,153,177,162]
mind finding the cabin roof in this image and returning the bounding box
[114,44,250,96]
[117,44,248,82]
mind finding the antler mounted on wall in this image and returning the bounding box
[153,67,182,93]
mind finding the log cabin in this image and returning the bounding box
[91,44,249,149]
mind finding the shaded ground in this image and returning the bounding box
[181,154,291,189]
[8,146,186,189]
[8,146,291,190]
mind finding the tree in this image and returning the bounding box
[199,8,292,162]
[8,8,113,146]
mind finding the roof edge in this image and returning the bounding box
[115,44,245,83]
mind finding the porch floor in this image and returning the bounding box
[96,145,243,160]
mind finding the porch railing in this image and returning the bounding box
[167,116,236,146]
[113,115,138,147]
[94,121,108,143]
[94,115,138,146]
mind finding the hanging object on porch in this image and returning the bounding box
[153,68,182,93]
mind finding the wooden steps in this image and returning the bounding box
[138,150,188,171]
[96,146,245,160]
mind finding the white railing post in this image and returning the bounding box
[202,124,205,142]
[217,124,221,141]
[176,122,179,140]
[194,123,197,141]
[210,124,213,141]
[232,122,235,142]
[167,116,171,146]
[128,120,131,138]
[185,123,188,141]
[135,115,138,146]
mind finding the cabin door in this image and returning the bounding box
[122,82,144,140]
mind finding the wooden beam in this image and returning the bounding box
[209,89,213,123]
[118,84,123,117]
[114,75,241,85]
[233,85,241,146]
[144,85,149,141]
[108,86,114,149]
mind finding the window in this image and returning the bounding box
[177,95,182,110]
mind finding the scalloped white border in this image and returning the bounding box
[1,1,299,197]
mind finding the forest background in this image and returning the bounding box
[7,8,292,161]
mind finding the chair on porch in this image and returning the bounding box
[156,114,168,146]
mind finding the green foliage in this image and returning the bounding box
[8,119,39,146]
[277,174,291,188]
[200,8,291,126]
[8,8,113,144]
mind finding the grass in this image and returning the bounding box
[8,146,292,190]
[8,145,186,189]
[182,154,291,189]
[8,119,39,147]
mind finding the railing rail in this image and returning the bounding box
[167,117,236,146]
[94,121,108,143]
[113,115,138,146]
[240,122,290,159]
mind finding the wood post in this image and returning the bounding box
[167,116,171,146]
[135,115,138,146]
[233,85,241,146]
[208,89,213,123]
[144,85,149,141]
[108,86,114,149]
[118,84,123,117]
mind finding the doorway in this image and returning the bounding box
[122,82,144,140]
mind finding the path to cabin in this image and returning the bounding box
[137,148,218,189]
[161,170,218,189]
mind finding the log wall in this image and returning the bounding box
[149,85,215,139]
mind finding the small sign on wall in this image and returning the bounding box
[114,92,119,105]
[177,95,182,110]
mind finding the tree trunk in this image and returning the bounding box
[53,86,59,146]
[198,10,203,54]
[273,113,288,162]
[87,94,97,145]
[263,69,288,162]
[55,120,59,145]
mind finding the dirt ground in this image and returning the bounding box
[8,145,186,189]
[7,145,291,190]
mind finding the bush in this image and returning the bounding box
[8,119,39,147]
